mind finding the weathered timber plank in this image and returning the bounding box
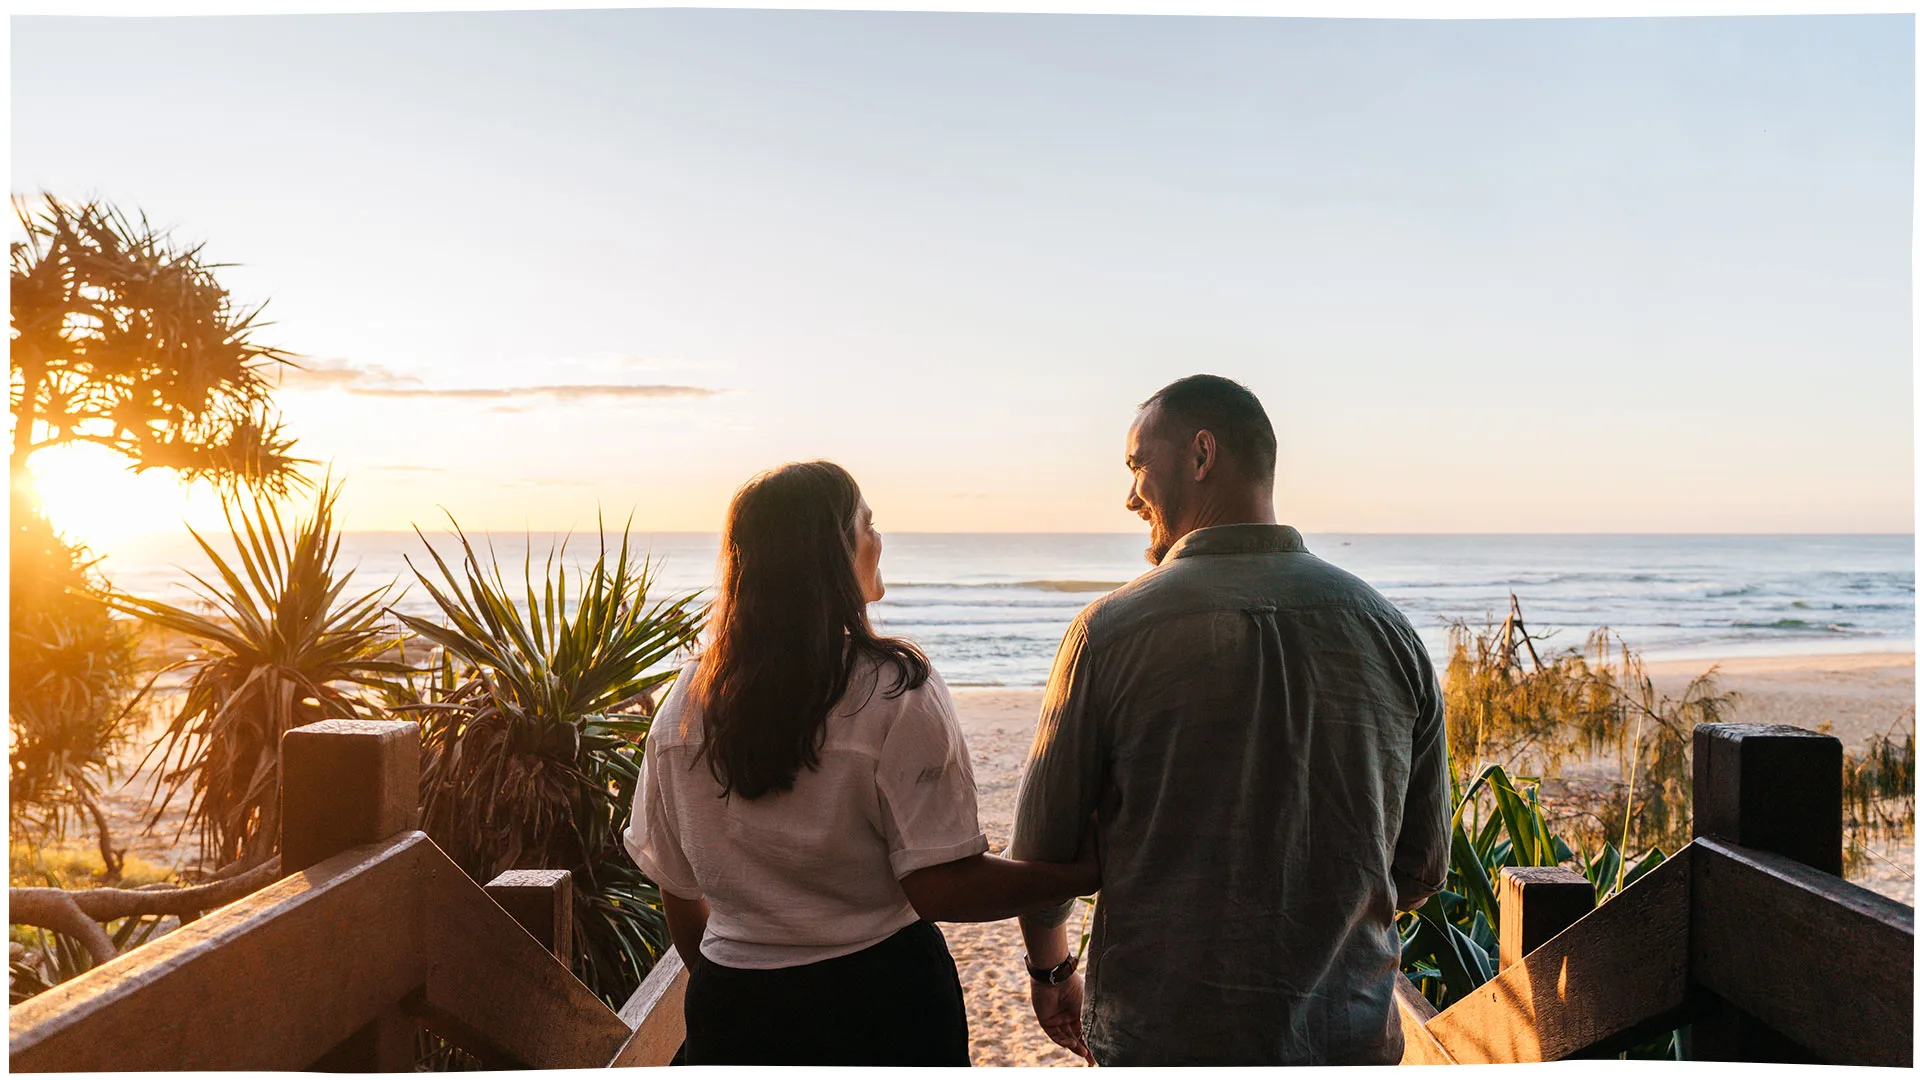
[1691,837,1914,1067]
[1424,846,1691,1063]
[611,949,689,1067]
[1394,974,1455,1065]
[10,834,433,1073]
[1693,724,1842,876]
[411,853,631,1069]
[281,720,421,873]
[484,869,574,968]
[1498,867,1594,971]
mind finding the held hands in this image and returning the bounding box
[1026,810,1101,1064]
[1031,971,1091,1064]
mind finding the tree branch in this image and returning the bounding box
[7,890,119,971]
[8,855,283,955]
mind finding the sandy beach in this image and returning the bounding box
[943,651,1916,1067]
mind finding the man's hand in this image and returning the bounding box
[1032,972,1091,1063]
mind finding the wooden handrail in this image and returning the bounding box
[8,831,639,1072]
[1394,974,1454,1065]
[611,948,690,1066]
[1420,846,1693,1063]
[407,844,631,1068]
[10,833,434,1072]
[1690,837,1914,1067]
[1396,837,1918,1068]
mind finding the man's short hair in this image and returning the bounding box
[1140,374,1277,481]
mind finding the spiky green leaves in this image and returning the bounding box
[107,481,411,867]
[394,517,705,1006]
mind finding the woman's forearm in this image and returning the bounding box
[900,853,1096,924]
[660,891,710,971]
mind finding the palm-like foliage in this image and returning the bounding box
[9,195,306,493]
[393,519,706,1006]
[8,489,151,878]
[1399,764,1677,1056]
[107,482,412,867]
[1398,764,1667,1006]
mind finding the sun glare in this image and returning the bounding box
[23,444,222,551]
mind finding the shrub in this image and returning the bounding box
[109,482,412,868]
[1443,596,1734,857]
[8,491,149,879]
[394,519,706,1007]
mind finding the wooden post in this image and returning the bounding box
[1689,723,1841,1063]
[485,870,574,969]
[1498,866,1595,971]
[1692,723,1843,875]
[282,719,423,1072]
[281,719,421,875]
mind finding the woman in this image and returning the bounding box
[623,461,1098,1066]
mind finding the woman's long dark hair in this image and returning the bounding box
[691,461,929,799]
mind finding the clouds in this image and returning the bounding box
[276,357,422,391]
[353,383,715,402]
[277,356,718,409]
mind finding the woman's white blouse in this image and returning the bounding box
[623,657,988,969]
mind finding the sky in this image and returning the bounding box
[10,8,1915,540]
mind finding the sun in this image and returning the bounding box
[21,443,225,551]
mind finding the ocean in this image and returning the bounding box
[100,532,1915,688]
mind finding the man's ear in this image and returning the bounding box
[1191,429,1217,482]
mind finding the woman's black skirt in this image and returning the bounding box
[681,920,971,1066]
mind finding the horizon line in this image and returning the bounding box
[102,528,1920,539]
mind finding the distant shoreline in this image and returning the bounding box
[938,643,1920,690]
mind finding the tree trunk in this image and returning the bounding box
[81,794,124,885]
[13,342,44,473]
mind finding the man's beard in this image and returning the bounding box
[1144,514,1177,566]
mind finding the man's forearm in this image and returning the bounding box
[1018,909,1075,968]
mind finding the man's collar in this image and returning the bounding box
[1164,523,1307,561]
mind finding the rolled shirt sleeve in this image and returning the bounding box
[1390,629,1452,912]
[875,677,990,878]
[623,683,705,901]
[1009,614,1104,867]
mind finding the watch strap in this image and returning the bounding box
[1025,953,1078,984]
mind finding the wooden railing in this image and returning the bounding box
[1397,722,1915,1066]
[11,720,1908,1069]
[9,719,690,1071]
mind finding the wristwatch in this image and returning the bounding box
[1025,953,1079,985]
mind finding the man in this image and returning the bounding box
[1009,374,1451,1066]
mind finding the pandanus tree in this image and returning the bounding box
[9,195,309,879]
[108,483,415,870]
[10,194,306,492]
[7,485,147,879]
[393,521,707,1007]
